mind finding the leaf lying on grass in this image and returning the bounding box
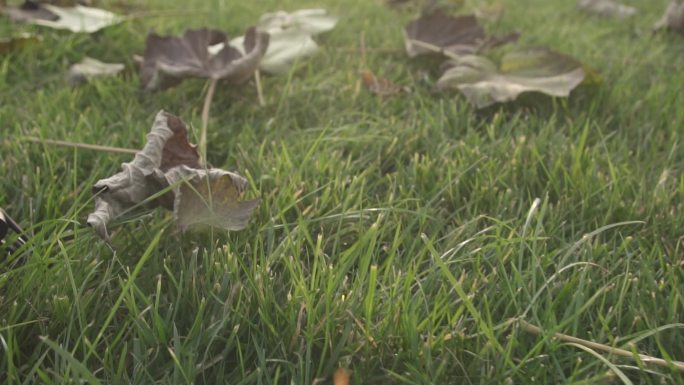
[404,10,518,58]
[87,111,259,240]
[655,1,684,34]
[68,57,124,85]
[0,32,42,54]
[140,27,269,91]
[2,1,123,33]
[578,0,637,19]
[437,47,585,108]
[227,9,338,74]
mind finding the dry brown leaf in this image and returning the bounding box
[87,111,258,240]
[332,368,350,385]
[360,69,407,96]
[404,10,518,58]
[140,27,269,91]
[655,1,684,34]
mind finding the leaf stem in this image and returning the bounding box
[201,77,218,165]
[518,319,684,372]
[254,70,265,107]
[22,137,137,155]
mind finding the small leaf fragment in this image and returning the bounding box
[0,32,42,55]
[578,0,637,19]
[332,368,350,385]
[361,69,407,96]
[140,27,269,91]
[68,57,124,85]
[655,1,684,34]
[437,47,586,108]
[257,8,337,35]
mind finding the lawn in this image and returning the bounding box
[1,0,683,384]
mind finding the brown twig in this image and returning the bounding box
[200,77,218,164]
[519,319,684,372]
[23,137,137,155]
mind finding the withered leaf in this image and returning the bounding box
[257,8,337,36]
[361,69,407,96]
[2,1,123,33]
[140,27,269,91]
[655,1,684,34]
[437,47,585,108]
[87,111,258,240]
[68,57,124,85]
[578,0,637,19]
[404,10,517,58]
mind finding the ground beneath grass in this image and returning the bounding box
[1,0,683,384]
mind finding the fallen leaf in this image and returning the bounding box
[68,57,124,85]
[654,1,684,34]
[140,27,269,91]
[0,32,42,55]
[226,9,337,74]
[332,368,350,385]
[257,8,337,36]
[3,1,123,33]
[229,29,319,74]
[437,47,585,108]
[404,10,518,58]
[361,69,407,96]
[578,0,637,19]
[87,111,258,240]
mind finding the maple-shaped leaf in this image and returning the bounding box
[404,10,518,58]
[655,1,684,34]
[578,0,637,19]
[437,47,585,109]
[140,27,269,91]
[87,111,258,240]
[2,1,123,33]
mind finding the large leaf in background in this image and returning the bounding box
[437,48,585,108]
[2,1,122,33]
[655,1,684,34]
[404,10,517,58]
[227,9,338,74]
[88,111,258,240]
[578,0,637,19]
[140,27,269,91]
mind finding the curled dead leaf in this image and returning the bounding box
[87,111,258,240]
[140,27,269,91]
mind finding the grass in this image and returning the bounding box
[1,0,683,384]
